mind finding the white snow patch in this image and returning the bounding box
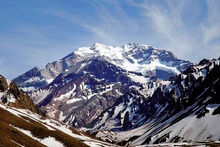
[11,125,64,147]
[41,136,64,147]
[54,85,76,101]
[6,79,11,86]
[128,74,150,83]
[66,98,82,104]
[46,78,54,84]
[8,94,16,103]
[32,89,52,104]
[23,77,45,84]
[11,140,25,147]
[59,111,67,122]
[20,86,36,92]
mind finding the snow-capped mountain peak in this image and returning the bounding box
[14,43,191,92]
[73,43,190,78]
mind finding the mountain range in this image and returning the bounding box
[14,43,192,128]
[9,43,220,146]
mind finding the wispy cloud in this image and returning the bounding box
[38,1,142,45]
[202,0,220,45]
[127,0,220,62]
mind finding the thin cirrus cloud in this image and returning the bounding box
[40,1,141,45]
[126,0,220,62]
[202,1,220,45]
[138,1,196,58]
[0,0,220,79]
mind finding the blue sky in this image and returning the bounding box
[0,0,220,79]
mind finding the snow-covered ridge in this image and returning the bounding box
[73,43,188,76]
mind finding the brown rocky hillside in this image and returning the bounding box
[0,75,43,115]
[0,106,88,147]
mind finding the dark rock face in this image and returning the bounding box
[122,111,131,130]
[0,75,8,92]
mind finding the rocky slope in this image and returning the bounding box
[84,58,220,146]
